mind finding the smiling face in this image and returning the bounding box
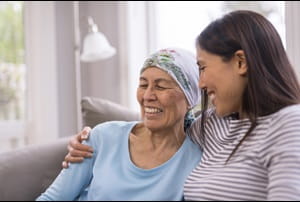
[137,67,189,132]
[196,47,248,117]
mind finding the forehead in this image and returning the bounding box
[196,47,219,65]
[196,47,207,63]
[140,67,187,101]
[140,67,172,80]
[140,67,183,89]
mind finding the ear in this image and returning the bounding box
[235,50,247,76]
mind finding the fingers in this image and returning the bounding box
[69,138,94,153]
[72,126,93,152]
[78,126,92,141]
[63,126,94,169]
[64,153,84,163]
[62,152,86,169]
[62,161,69,169]
[62,153,85,169]
[68,144,93,158]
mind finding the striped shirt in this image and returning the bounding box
[184,104,300,201]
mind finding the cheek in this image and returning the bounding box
[136,89,143,104]
[211,67,233,89]
[202,69,217,85]
[162,93,188,115]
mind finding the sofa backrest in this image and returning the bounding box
[81,96,140,128]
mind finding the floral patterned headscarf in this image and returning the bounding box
[141,48,200,108]
[140,48,201,130]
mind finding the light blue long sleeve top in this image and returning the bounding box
[36,121,202,201]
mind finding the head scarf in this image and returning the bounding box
[140,48,201,129]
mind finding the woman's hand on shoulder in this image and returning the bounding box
[62,126,94,168]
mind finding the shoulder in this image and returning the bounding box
[192,107,217,126]
[265,104,300,147]
[277,104,300,115]
[191,107,226,133]
[187,107,219,148]
[86,121,138,146]
[270,104,300,126]
[185,135,203,155]
[261,105,300,169]
[92,121,136,132]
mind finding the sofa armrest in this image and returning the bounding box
[0,137,69,201]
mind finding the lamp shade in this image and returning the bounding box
[81,32,116,62]
[80,17,116,62]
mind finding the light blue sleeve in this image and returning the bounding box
[36,129,99,201]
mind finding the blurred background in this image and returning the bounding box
[0,1,299,152]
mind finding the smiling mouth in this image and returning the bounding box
[144,107,163,114]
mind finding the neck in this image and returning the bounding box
[133,123,186,149]
[129,123,186,169]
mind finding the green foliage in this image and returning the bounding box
[0,2,25,120]
[0,1,24,64]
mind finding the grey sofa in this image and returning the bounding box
[0,97,140,201]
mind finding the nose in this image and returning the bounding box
[199,76,206,90]
[143,86,157,101]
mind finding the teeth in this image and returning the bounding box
[144,107,162,113]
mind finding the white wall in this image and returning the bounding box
[79,1,124,105]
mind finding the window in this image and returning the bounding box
[0,1,26,152]
[154,1,285,54]
[0,2,77,153]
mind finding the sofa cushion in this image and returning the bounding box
[81,96,140,128]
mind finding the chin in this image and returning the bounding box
[144,121,161,130]
[215,108,231,118]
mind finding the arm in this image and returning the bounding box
[62,127,94,168]
[37,129,98,200]
[267,111,300,200]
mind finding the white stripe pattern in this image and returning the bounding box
[184,104,300,201]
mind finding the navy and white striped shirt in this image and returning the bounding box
[184,104,300,201]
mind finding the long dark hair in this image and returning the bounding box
[196,10,300,162]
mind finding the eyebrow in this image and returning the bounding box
[139,77,175,84]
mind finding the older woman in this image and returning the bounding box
[36,48,202,201]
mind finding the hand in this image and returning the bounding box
[62,126,94,168]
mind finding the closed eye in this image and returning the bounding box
[199,66,207,76]
[156,85,168,90]
[199,66,206,71]
[139,84,148,88]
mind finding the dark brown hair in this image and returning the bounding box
[196,10,300,162]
